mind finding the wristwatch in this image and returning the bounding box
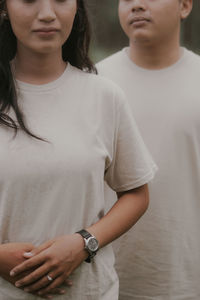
[76,229,99,263]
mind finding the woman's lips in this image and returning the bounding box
[33,28,59,36]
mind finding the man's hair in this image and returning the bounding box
[0,0,95,140]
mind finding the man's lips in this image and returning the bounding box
[129,17,151,25]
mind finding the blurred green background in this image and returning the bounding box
[87,0,200,63]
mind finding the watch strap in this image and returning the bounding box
[76,229,92,240]
[76,229,97,263]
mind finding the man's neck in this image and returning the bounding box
[129,39,183,70]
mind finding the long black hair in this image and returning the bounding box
[0,0,95,140]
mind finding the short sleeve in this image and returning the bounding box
[104,88,157,192]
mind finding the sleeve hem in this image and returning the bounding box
[113,163,158,193]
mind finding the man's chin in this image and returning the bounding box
[130,34,153,46]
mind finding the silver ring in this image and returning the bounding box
[47,275,53,282]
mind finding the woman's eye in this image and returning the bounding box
[23,0,35,3]
[56,0,67,2]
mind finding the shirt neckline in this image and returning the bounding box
[16,63,72,93]
[122,47,189,74]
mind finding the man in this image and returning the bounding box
[97,1,200,299]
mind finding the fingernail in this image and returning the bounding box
[24,288,30,292]
[15,282,21,287]
[10,271,15,277]
[59,290,66,294]
[24,252,33,257]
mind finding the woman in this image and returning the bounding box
[0,0,157,299]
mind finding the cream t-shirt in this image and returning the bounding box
[0,64,156,300]
[97,48,200,300]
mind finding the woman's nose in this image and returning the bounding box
[38,0,56,23]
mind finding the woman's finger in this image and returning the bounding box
[64,278,73,286]
[23,240,54,258]
[14,264,50,287]
[37,275,66,296]
[10,252,46,276]
[34,293,53,299]
[46,288,66,295]
[32,287,66,299]
[20,270,62,293]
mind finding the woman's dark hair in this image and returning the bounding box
[0,0,95,140]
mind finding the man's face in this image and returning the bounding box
[118,0,192,45]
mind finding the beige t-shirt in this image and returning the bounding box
[97,48,200,300]
[0,64,156,300]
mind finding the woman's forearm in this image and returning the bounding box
[87,184,149,248]
[7,184,149,295]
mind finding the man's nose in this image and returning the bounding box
[131,0,147,12]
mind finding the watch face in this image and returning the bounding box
[87,237,99,252]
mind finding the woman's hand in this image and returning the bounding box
[10,234,87,296]
[0,242,34,285]
[0,242,69,299]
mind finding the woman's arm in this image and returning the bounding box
[9,184,149,296]
[88,184,149,248]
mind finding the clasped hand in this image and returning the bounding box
[10,234,87,297]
